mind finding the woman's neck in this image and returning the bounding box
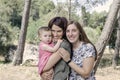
[72,40,81,50]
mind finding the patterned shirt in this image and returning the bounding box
[69,42,96,80]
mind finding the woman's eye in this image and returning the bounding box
[44,35,47,37]
[49,35,52,37]
[66,30,69,33]
[51,30,55,33]
[72,29,76,32]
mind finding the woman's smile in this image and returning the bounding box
[66,24,79,44]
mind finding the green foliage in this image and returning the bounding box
[31,0,55,21]
[11,27,20,41]
[0,0,23,28]
[70,13,80,21]
[99,54,120,68]
[88,11,107,28]
[0,1,12,22]
[0,0,112,53]
[74,0,108,11]
[27,1,80,44]
[26,20,40,44]
[8,0,23,28]
[0,61,5,64]
[0,23,12,55]
[108,20,118,48]
[81,6,88,26]
[84,27,101,44]
[99,58,112,68]
[0,23,12,45]
[40,1,55,14]
[26,10,57,44]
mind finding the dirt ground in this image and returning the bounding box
[0,63,120,80]
[0,47,120,80]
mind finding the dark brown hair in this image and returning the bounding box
[48,17,68,39]
[48,17,73,58]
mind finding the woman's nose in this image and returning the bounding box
[69,31,72,35]
[54,32,58,36]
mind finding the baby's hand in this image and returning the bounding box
[58,39,63,43]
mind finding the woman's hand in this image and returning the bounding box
[41,69,53,80]
[58,48,71,62]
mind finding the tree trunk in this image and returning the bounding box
[94,0,120,73]
[81,6,87,27]
[68,0,71,20]
[12,0,31,65]
[112,9,120,68]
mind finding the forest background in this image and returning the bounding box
[0,0,120,80]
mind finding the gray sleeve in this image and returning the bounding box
[53,40,71,80]
[60,40,71,54]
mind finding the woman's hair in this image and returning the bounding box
[68,21,90,43]
[48,17,68,39]
[38,26,51,37]
[48,17,73,58]
[68,21,97,60]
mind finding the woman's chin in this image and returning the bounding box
[69,40,74,43]
[53,39,58,42]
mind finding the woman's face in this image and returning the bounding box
[66,24,79,44]
[51,24,63,42]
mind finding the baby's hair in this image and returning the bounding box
[38,26,51,36]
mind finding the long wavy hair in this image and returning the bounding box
[67,21,97,60]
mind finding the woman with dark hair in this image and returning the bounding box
[59,20,97,80]
[41,17,72,80]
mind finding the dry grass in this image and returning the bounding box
[0,63,120,80]
[96,66,120,80]
[0,48,120,80]
[0,64,41,80]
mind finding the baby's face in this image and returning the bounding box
[40,31,52,44]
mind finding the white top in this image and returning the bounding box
[69,42,96,80]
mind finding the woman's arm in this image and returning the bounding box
[43,40,71,72]
[43,50,61,72]
[68,57,95,78]
[41,69,53,80]
[59,48,95,78]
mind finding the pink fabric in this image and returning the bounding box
[38,42,54,74]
